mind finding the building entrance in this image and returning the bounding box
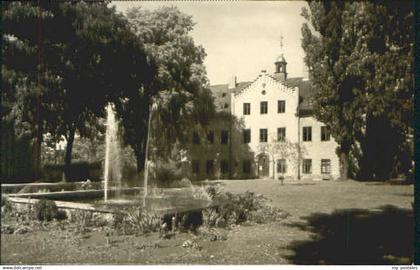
[257,154,269,178]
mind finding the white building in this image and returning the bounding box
[203,53,340,181]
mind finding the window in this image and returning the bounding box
[302,159,312,174]
[277,127,286,142]
[243,160,251,174]
[260,101,268,114]
[221,92,227,97]
[303,126,312,142]
[207,131,214,144]
[278,100,285,113]
[206,160,214,175]
[224,103,229,109]
[243,129,251,143]
[220,160,229,174]
[277,159,287,174]
[243,103,251,115]
[321,159,331,174]
[192,160,200,174]
[221,130,229,144]
[259,129,268,142]
[193,132,200,144]
[321,126,331,141]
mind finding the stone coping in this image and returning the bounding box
[8,187,141,198]
[8,196,116,214]
[1,181,88,187]
[7,191,216,216]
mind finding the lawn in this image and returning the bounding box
[1,179,414,264]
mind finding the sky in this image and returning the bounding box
[111,1,309,85]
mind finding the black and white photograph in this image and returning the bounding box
[0,0,416,267]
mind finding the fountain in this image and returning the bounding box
[104,103,122,201]
[6,103,217,221]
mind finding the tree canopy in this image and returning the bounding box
[2,1,155,179]
[122,6,212,172]
[301,0,414,180]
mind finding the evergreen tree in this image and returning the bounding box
[301,1,414,180]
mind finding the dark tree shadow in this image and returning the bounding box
[286,205,414,265]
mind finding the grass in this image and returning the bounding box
[1,179,414,264]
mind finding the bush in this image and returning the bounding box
[33,199,58,221]
[42,162,102,182]
[121,207,161,235]
[205,186,219,199]
[179,177,192,186]
[1,195,13,215]
[154,167,183,188]
[203,191,287,228]
[1,195,8,207]
[178,210,203,232]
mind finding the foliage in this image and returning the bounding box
[1,195,9,207]
[204,191,259,227]
[257,137,307,178]
[160,177,194,188]
[33,199,58,221]
[153,166,183,188]
[69,210,95,234]
[121,6,211,172]
[301,1,414,180]
[1,195,14,217]
[204,185,223,200]
[120,207,161,235]
[177,211,204,232]
[42,161,101,182]
[203,191,287,228]
[2,1,155,179]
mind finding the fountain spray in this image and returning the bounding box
[104,104,122,201]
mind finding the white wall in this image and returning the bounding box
[231,71,340,180]
[232,72,299,178]
[299,116,340,180]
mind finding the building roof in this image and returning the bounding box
[296,80,314,115]
[209,81,252,112]
[209,75,315,114]
[275,54,286,63]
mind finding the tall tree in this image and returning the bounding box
[301,1,414,180]
[2,1,155,179]
[123,6,209,172]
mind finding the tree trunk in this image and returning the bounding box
[136,150,146,173]
[63,126,76,182]
[272,157,276,180]
[136,106,151,173]
[339,151,349,180]
[34,125,42,180]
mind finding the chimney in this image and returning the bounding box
[228,76,237,89]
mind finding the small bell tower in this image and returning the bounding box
[274,34,287,81]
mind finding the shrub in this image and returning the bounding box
[1,195,8,207]
[205,185,220,199]
[203,191,286,228]
[122,207,161,235]
[72,210,93,226]
[180,177,192,186]
[33,199,58,221]
[191,186,211,201]
[154,167,183,188]
[1,195,13,215]
[42,162,102,182]
[178,210,203,232]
